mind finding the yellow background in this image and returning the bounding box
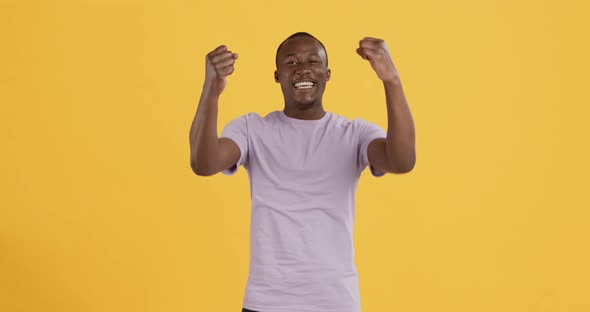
[1,0,589,311]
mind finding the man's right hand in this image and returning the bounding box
[204,45,239,97]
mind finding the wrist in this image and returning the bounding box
[383,75,402,88]
[203,78,225,97]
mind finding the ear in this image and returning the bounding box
[274,70,279,83]
[326,68,331,81]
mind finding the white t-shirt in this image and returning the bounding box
[221,110,386,312]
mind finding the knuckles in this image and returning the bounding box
[204,45,237,79]
[206,47,234,62]
[359,37,388,51]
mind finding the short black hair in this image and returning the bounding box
[275,32,328,68]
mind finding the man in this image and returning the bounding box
[189,32,416,312]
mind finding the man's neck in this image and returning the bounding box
[283,104,326,120]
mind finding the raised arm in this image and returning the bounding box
[189,45,241,176]
[357,37,416,174]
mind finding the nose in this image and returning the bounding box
[295,63,312,75]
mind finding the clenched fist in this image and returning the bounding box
[204,45,239,96]
[356,37,400,84]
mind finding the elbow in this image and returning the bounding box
[190,159,217,177]
[390,156,416,174]
[392,163,415,174]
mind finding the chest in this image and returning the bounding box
[248,124,359,179]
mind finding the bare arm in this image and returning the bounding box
[357,37,416,174]
[189,45,241,176]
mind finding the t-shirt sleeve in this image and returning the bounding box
[356,119,387,177]
[220,114,249,176]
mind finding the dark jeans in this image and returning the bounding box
[242,308,260,312]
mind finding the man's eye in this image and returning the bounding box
[309,60,319,64]
[287,61,297,65]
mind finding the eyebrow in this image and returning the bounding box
[286,53,321,57]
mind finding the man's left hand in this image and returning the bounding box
[357,37,400,84]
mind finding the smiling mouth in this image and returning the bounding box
[293,81,316,89]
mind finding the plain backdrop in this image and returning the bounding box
[1,0,589,311]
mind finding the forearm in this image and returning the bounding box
[189,87,221,174]
[383,78,416,172]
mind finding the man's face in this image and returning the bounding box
[275,36,331,109]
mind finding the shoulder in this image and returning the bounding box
[324,111,355,128]
[258,110,287,128]
[235,112,263,121]
[326,111,381,132]
[261,110,282,121]
[240,111,283,122]
[225,112,265,125]
[224,111,282,132]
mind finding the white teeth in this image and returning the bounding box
[294,81,314,88]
